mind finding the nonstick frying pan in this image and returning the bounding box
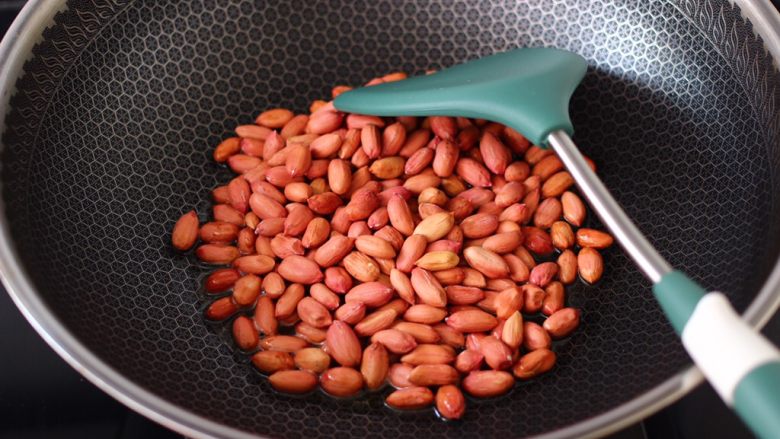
[1,0,780,438]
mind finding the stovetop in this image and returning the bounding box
[0,1,778,438]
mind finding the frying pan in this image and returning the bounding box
[1,0,779,438]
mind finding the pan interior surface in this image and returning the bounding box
[2,0,780,437]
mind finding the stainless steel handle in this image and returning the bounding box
[546,130,672,283]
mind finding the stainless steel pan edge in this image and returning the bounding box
[0,1,777,438]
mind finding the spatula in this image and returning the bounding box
[334,47,780,438]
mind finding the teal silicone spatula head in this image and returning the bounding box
[334,47,587,146]
[335,47,780,438]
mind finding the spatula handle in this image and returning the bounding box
[655,272,780,439]
[548,130,780,438]
[547,130,672,282]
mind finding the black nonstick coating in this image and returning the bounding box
[2,0,780,437]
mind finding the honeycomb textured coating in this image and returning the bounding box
[2,0,780,437]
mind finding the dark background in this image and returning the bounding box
[1,1,779,438]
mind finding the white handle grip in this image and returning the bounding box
[681,292,780,403]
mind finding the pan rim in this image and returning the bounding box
[0,1,777,438]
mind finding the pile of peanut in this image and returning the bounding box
[170,72,613,420]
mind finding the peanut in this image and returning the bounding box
[174,78,612,421]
